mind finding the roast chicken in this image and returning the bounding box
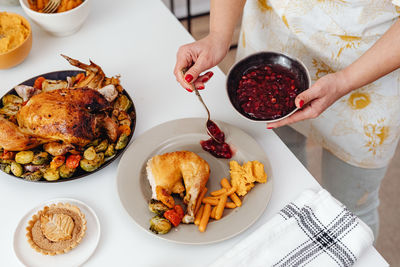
[0,55,122,152]
[146,151,210,224]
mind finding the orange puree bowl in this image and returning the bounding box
[0,12,32,69]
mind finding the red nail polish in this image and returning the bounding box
[202,77,209,83]
[186,88,193,92]
[197,85,205,90]
[185,74,193,83]
[209,72,214,78]
[267,126,274,129]
[299,100,304,108]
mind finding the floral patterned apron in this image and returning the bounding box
[237,0,400,168]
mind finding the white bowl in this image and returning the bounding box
[20,0,91,37]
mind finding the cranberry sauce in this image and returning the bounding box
[236,64,300,120]
[200,120,233,159]
[200,139,232,159]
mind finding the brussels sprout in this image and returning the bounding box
[80,153,104,172]
[32,152,49,165]
[148,199,170,216]
[10,161,23,177]
[43,168,60,181]
[114,95,131,112]
[83,146,96,161]
[149,216,172,235]
[117,111,129,121]
[88,139,100,147]
[0,104,20,116]
[15,151,34,164]
[2,94,23,106]
[0,163,11,174]
[95,140,108,152]
[59,164,75,179]
[104,144,115,158]
[22,170,43,182]
[0,159,13,164]
[115,133,128,150]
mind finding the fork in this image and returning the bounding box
[42,0,61,13]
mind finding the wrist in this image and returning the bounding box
[208,30,232,51]
[336,69,354,96]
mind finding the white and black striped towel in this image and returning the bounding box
[210,189,374,267]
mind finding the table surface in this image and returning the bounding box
[0,1,389,266]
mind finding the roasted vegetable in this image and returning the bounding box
[149,216,172,235]
[88,139,100,147]
[50,156,65,169]
[15,151,34,164]
[0,150,15,160]
[59,164,75,179]
[114,95,131,112]
[0,104,20,116]
[24,164,45,173]
[117,111,129,121]
[115,133,128,150]
[43,168,60,181]
[2,94,23,106]
[83,146,96,161]
[104,144,115,157]
[22,170,43,182]
[66,154,81,169]
[148,199,170,216]
[95,140,108,152]
[32,152,49,165]
[119,119,131,127]
[0,163,11,174]
[80,152,104,172]
[10,161,23,177]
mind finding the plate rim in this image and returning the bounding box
[0,69,136,183]
[13,197,101,267]
[116,117,273,245]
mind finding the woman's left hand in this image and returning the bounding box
[266,71,350,129]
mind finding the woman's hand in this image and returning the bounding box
[266,71,350,129]
[174,33,231,92]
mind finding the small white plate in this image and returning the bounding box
[117,118,273,244]
[13,198,101,267]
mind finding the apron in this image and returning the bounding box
[237,0,400,168]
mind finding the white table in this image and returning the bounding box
[0,1,389,266]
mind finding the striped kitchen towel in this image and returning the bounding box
[210,189,374,267]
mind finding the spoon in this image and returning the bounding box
[182,69,223,144]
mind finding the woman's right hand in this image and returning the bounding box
[174,33,231,92]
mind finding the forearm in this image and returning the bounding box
[341,19,400,93]
[209,0,246,50]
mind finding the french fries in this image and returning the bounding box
[221,178,242,207]
[194,204,204,226]
[215,194,227,220]
[210,206,217,219]
[194,187,207,215]
[199,203,212,232]
[210,188,227,196]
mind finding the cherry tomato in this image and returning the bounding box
[164,206,183,227]
[33,76,46,89]
[174,205,184,218]
[66,154,82,169]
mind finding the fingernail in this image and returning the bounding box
[267,126,274,129]
[186,88,193,92]
[209,71,214,78]
[299,100,304,108]
[185,74,193,83]
[197,85,205,90]
[202,77,209,83]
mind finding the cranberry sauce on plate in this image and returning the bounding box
[236,64,301,120]
[200,120,232,159]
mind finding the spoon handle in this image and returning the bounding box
[190,84,211,121]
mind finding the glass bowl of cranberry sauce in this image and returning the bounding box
[226,52,310,122]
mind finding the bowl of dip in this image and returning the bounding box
[0,12,32,69]
[226,52,310,123]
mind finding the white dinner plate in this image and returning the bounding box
[13,198,101,267]
[117,118,273,244]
